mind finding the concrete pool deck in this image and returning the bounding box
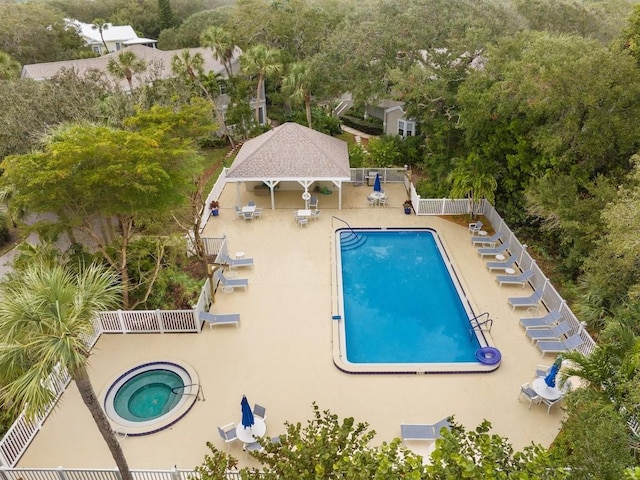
[17,182,565,470]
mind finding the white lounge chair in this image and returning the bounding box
[471,231,502,247]
[520,310,562,329]
[486,255,516,272]
[536,333,584,357]
[496,269,534,288]
[199,310,240,329]
[508,289,543,311]
[468,220,483,235]
[400,418,451,441]
[478,242,509,258]
[525,321,571,344]
[219,251,254,269]
[214,269,249,290]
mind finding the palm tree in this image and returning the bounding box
[200,26,236,79]
[282,61,314,128]
[107,50,147,92]
[0,51,20,80]
[91,18,110,55]
[241,44,283,124]
[448,152,500,218]
[0,263,132,480]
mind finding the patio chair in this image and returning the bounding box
[518,383,541,409]
[535,364,552,378]
[234,205,243,219]
[367,196,377,207]
[378,195,388,207]
[214,269,249,290]
[199,310,240,329]
[400,417,451,441]
[525,321,571,344]
[468,220,483,235]
[219,251,254,269]
[309,196,319,210]
[495,269,534,288]
[217,423,238,448]
[508,289,543,311]
[471,231,503,247]
[243,211,254,221]
[536,333,584,357]
[248,201,256,207]
[519,310,562,329]
[310,210,321,221]
[253,404,267,421]
[478,242,510,258]
[253,207,263,219]
[298,217,308,227]
[541,395,562,415]
[244,442,264,454]
[486,254,516,272]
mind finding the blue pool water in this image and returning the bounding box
[339,229,480,364]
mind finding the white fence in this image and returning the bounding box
[0,467,249,480]
[199,169,228,232]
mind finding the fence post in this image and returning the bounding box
[441,198,446,215]
[56,466,69,480]
[117,310,127,333]
[0,466,9,480]
[157,310,164,333]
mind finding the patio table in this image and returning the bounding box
[236,418,267,444]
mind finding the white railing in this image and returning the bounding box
[349,167,407,185]
[0,467,249,480]
[96,310,199,333]
[199,168,228,232]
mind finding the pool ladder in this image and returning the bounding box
[469,312,493,336]
[171,383,205,401]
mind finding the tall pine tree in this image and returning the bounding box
[158,0,177,30]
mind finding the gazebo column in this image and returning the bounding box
[264,180,280,210]
[331,180,343,210]
[235,182,242,207]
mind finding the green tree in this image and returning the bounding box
[282,61,313,128]
[107,50,147,92]
[158,0,178,30]
[91,18,111,54]
[200,26,236,78]
[448,152,500,218]
[241,44,283,124]
[0,262,132,480]
[0,51,20,80]
[1,104,211,307]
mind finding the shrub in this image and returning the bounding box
[341,115,384,135]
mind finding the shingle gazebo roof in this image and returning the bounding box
[226,122,350,180]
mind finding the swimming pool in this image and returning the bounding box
[332,228,499,374]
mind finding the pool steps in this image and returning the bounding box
[339,232,367,251]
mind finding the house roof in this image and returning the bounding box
[20,45,241,90]
[226,122,350,181]
[74,21,142,44]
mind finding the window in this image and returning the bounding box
[92,45,102,55]
[398,119,416,138]
[115,43,122,51]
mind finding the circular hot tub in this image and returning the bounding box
[102,360,199,436]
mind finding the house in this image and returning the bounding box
[70,20,157,55]
[20,45,267,125]
[365,99,416,138]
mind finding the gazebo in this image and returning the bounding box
[225,122,351,209]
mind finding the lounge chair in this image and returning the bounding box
[214,269,248,290]
[486,255,516,272]
[219,251,254,269]
[519,310,562,329]
[468,220,483,235]
[400,418,451,441]
[495,269,534,288]
[477,242,509,258]
[508,289,543,311]
[525,321,571,344]
[199,310,240,329]
[471,231,502,247]
[536,333,584,357]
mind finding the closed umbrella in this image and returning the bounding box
[544,362,559,388]
[373,173,382,193]
[241,395,254,429]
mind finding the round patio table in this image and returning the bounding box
[236,418,267,444]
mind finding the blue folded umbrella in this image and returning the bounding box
[241,395,254,429]
[544,363,559,388]
[373,173,381,193]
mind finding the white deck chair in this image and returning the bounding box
[519,310,562,329]
[508,289,543,311]
[199,311,240,329]
[536,333,584,357]
[219,251,254,269]
[525,321,571,344]
[495,269,534,288]
[477,242,509,258]
[486,255,516,272]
